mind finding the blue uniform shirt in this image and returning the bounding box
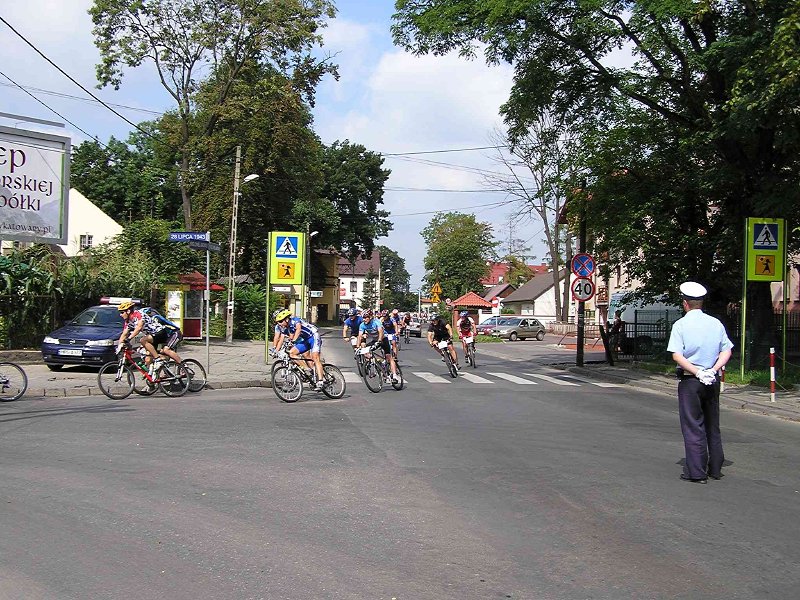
[359,318,383,337]
[667,309,733,369]
[343,315,362,337]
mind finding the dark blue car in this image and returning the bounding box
[41,305,124,370]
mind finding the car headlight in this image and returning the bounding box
[86,339,115,347]
[43,336,59,344]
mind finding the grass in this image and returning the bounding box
[476,334,504,343]
[633,358,800,389]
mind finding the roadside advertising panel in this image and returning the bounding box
[0,126,70,244]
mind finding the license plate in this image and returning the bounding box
[57,349,83,356]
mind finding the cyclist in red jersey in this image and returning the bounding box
[456,310,477,360]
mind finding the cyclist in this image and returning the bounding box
[139,306,184,364]
[427,313,459,369]
[383,309,401,358]
[116,301,167,373]
[456,310,477,359]
[272,308,325,390]
[341,307,362,345]
[358,309,400,383]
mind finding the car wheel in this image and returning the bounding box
[536,330,545,341]
[46,364,63,371]
[509,332,518,341]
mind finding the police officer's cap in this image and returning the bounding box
[679,281,707,299]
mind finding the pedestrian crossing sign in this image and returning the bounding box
[268,231,305,285]
[746,218,784,281]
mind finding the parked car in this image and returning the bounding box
[490,317,546,341]
[476,316,508,335]
[41,305,126,370]
[407,317,422,337]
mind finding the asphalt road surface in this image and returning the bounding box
[1,339,798,599]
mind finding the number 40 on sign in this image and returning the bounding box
[571,277,595,302]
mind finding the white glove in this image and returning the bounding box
[696,368,717,385]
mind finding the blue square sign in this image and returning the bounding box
[275,235,299,258]
[753,223,779,249]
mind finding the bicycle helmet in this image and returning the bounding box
[429,313,439,321]
[460,311,469,317]
[379,309,389,318]
[117,301,135,312]
[348,307,358,317]
[273,308,292,322]
[362,309,374,319]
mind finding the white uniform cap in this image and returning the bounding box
[680,281,707,299]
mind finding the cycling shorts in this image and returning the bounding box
[379,337,392,355]
[294,333,322,354]
[164,329,183,350]
[385,333,397,342]
[149,329,170,347]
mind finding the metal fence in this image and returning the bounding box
[614,309,683,362]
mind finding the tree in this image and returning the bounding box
[361,267,379,311]
[317,141,393,259]
[421,212,497,300]
[376,245,411,310]
[91,0,337,228]
[393,0,800,364]
[504,256,534,287]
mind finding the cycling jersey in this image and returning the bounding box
[428,321,452,342]
[276,317,321,353]
[382,317,398,335]
[458,317,475,332]
[359,317,383,346]
[343,315,362,338]
[140,307,181,331]
[124,310,164,336]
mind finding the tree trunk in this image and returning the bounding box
[561,233,573,322]
[180,153,192,229]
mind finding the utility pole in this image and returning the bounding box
[226,146,242,343]
[576,196,587,367]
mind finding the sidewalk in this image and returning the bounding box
[558,362,800,422]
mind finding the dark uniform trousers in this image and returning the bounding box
[678,376,724,479]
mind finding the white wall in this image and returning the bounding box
[338,273,381,310]
[57,189,122,256]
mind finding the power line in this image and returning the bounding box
[382,145,506,156]
[0,81,163,116]
[391,199,516,217]
[0,15,160,144]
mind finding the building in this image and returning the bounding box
[501,269,576,322]
[1,188,122,256]
[480,261,550,287]
[337,251,381,312]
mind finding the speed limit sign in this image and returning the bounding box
[571,277,595,302]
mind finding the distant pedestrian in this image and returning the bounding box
[608,309,623,352]
[666,282,733,483]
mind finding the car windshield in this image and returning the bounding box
[72,307,124,327]
[502,318,522,326]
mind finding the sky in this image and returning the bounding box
[0,0,545,290]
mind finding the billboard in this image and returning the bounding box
[0,125,70,244]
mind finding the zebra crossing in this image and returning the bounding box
[340,368,620,388]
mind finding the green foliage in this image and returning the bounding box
[503,256,534,286]
[421,212,497,299]
[233,284,267,341]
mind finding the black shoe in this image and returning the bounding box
[707,472,723,480]
[680,474,708,484]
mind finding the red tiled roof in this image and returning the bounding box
[179,271,226,291]
[451,291,492,308]
[337,251,380,277]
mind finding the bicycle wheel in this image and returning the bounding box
[355,353,365,378]
[272,365,303,402]
[0,362,27,402]
[469,344,477,368]
[181,359,207,392]
[133,367,157,396]
[445,352,458,378]
[158,361,190,397]
[362,359,383,393]
[97,361,135,400]
[391,363,404,390]
[321,364,346,399]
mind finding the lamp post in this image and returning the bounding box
[225,145,258,343]
[304,226,318,321]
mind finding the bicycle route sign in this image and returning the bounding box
[571,277,596,302]
[570,253,595,277]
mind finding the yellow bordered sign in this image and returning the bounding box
[746,218,784,282]
[268,231,305,285]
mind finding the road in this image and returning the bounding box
[1,338,798,599]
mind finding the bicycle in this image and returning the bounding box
[360,342,404,393]
[98,343,191,399]
[432,340,459,378]
[403,324,410,345]
[349,336,366,377]
[179,359,207,392]
[461,334,477,368]
[269,347,346,402]
[0,361,27,401]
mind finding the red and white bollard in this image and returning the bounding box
[770,347,776,403]
[720,365,725,393]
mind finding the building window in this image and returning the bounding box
[79,235,93,251]
[350,281,358,293]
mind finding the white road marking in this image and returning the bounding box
[412,372,452,383]
[526,373,580,386]
[458,372,494,384]
[342,372,363,383]
[561,375,622,388]
[487,372,538,385]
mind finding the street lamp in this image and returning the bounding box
[226,154,259,343]
[304,227,318,321]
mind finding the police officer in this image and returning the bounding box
[666,282,733,483]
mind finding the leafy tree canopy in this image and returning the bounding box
[421,212,497,299]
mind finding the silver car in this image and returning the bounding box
[407,317,422,337]
[490,317,546,341]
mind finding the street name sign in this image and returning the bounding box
[169,231,209,242]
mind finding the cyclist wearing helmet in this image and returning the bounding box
[457,310,477,358]
[358,309,400,383]
[427,314,459,369]
[117,301,163,371]
[272,308,325,390]
[381,309,401,359]
[341,307,362,344]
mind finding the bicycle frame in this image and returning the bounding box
[119,345,181,386]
